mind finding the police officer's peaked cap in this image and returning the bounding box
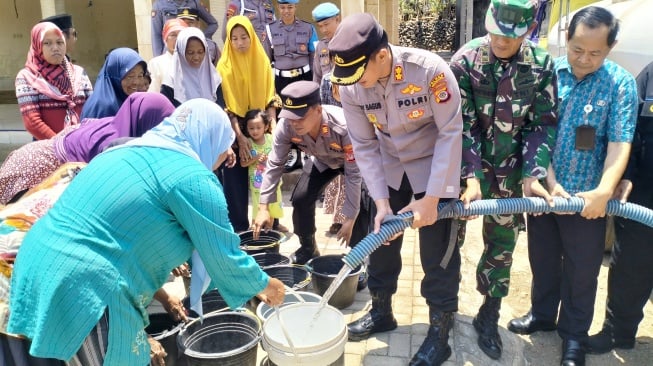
[279,81,321,120]
[328,13,388,86]
[312,3,340,22]
[485,0,539,38]
[278,0,300,4]
[177,7,199,20]
[40,13,73,31]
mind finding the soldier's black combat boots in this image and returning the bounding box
[347,291,397,341]
[409,310,454,366]
[473,296,503,360]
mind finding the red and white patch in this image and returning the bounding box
[344,144,355,162]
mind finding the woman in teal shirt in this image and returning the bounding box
[7,98,285,365]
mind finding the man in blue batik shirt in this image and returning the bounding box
[508,6,638,366]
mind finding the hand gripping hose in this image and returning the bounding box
[341,197,653,270]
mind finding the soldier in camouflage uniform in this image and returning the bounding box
[449,0,557,360]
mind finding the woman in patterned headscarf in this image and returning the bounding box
[15,22,93,140]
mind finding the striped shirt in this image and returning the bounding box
[553,57,638,193]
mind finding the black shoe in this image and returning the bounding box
[561,339,585,366]
[585,328,635,354]
[347,310,397,341]
[508,311,557,335]
[472,297,502,360]
[409,311,454,366]
[289,246,319,265]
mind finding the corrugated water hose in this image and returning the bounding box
[342,197,653,270]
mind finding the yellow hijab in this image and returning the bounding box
[217,16,275,118]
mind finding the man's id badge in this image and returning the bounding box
[575,125,596,151]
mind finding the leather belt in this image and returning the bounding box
[274,64,310,78]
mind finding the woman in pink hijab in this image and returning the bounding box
[15,22,93,140]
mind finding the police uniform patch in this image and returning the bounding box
[344,144,355,162]
[151,11,157,18]
[321,125,330,135]
[330,142,342,150]
[407,109,425,119]
[436,90,450,103]
[367,114,377,123]
[401,84,422,95]
[300,44,307,52]
[291,137,302,143]
[394,65,404,82]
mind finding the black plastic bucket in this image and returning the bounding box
[146,313,184,366]
[251,252,291,268]
[250,265,312,310]
[239,230,284,255]
[182,289,229,318]
[306,255,363,309]
[177,311,261,366]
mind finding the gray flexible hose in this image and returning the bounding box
[342,197,653,270]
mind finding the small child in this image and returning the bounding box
[240,109,287,232]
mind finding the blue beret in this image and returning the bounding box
[278,0,299,4]
[312,3,340,22]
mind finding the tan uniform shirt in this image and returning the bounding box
[339,45,463,200]
[259,105,362,218]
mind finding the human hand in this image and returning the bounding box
[237,136,252,161]
[160,293,188,323]
[148,335,167,366]
[257,277,285,306]
[373,199,402,245]
[576,188,611,219]
[611,179,632,203]
[523,177,554,216]
[252,207,271,240]
[459,178,481,220]
[225,147,236,168]
[258,154,268,163]
[398,195,439,229]
[172,263,190,277]
[336,218,355,247]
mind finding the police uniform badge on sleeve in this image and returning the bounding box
[429,73,450,103]
[344,144,355,162]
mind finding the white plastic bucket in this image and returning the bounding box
[256,291,322,321]
[261,303,347,366]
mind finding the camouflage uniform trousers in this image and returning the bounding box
[457,174,525,298]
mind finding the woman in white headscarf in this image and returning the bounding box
[161,27,223,107]
[7,99,284,366]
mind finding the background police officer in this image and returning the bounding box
[252,81,366,265]
[329,13,463,366]
[265,0,318,93]
[151,0,217,56]
[222,0,275,59]
[449,0,558,360]
[311,2,341,84]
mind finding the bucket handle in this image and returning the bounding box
[283,284,306,303]
[272,305,300,359]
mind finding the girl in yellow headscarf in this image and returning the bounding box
[216,15,280,233]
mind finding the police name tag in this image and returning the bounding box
[641,100,653,117]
